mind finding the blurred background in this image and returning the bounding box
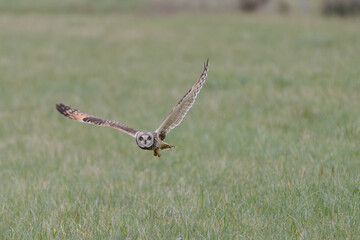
[1,0,360,15]
[1,0,360,239]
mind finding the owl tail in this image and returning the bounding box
[160,142,175,150]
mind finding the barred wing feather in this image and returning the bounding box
[155,59,209,141]
[56,103,138,138]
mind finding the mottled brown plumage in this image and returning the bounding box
[156,59,209,141]
[56,59,209,157]
[56,103,138,137]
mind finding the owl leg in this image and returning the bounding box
[153,149,161,157]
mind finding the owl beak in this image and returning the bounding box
[144,140,147,145]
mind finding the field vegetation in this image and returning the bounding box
[0,2,360,239]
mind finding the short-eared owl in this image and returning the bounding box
[56,59,209,157]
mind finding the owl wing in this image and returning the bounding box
[155,59,209,141]
[56,103,138,138]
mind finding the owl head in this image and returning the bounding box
[135,131,154,149]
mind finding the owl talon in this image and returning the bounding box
[153,149,161,157]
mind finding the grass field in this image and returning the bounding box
[0,8,360,239]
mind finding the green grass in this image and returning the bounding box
[0,10,360,239]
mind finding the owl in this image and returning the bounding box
[56,59,209,157]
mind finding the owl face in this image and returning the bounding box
[135,131,154,149]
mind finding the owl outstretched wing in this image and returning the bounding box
[56,103,138,138]
[155,59,209,141]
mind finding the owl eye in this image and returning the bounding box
[147,136,151,140]
[139,137,143,141]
